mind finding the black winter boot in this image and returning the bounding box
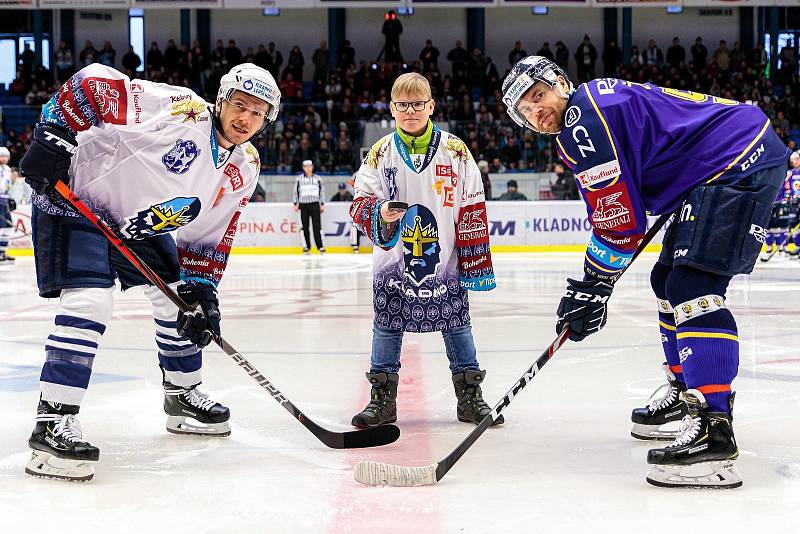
[351,372,398,428]
[452,370,503,426]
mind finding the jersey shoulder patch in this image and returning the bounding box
[366,134,393,169]
[556,84,622,191]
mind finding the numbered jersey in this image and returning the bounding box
[36,63,260,286]
[555,79,790,281]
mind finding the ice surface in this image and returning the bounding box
[2,253,800,533]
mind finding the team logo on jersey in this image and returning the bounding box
[85,78,126,125]
[564,106,581,128]
[162,139,201,174]
[171,100,207,123]
[585,182,636,231]
[401,205,440,287]
[445,138,470,162]
[124,197,202,239]
[384,167,398,200]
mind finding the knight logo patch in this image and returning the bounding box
[124,197,202,239]
[162,139,201,175]
[401,205,440,287]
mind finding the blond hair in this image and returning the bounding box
[391,73,432,101]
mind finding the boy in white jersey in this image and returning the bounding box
[349,73,501,428]
[18,62,280,481]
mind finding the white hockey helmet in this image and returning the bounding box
[791,150,800,164]
[0,147,10,158]
[502,55,574,133]
[217,63,281,124]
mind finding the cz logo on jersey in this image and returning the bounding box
[124,197,202,239]
[224,163,244,191]
[162,139,201,175]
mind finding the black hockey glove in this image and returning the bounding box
[19,123,77,195]
[7,198,16,212]
[176,283,221,348]
[556,278,614,342]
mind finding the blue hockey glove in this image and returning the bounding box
[176,283,221,348]
[556,278,613,342]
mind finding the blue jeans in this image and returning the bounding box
[369,323,480,375]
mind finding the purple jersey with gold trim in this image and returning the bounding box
[555,79,790,281]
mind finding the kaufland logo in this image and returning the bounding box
[577,160,621,188]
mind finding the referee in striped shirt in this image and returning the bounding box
[293,159,326,254]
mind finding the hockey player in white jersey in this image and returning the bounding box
[18,62,280,481]
[0,146,15,263]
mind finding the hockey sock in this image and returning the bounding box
[650,262,683,384]
[666,267,737,414]
[145,285,203,387]
[764,232,776,248]
[40,287,114,406]
[794,232,800,247]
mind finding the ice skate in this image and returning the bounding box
[646,390,741,489]
[631,364,688,440]
[164,382,231,436]
[26,400,99,482]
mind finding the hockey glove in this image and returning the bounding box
[19,123,77,195]
[176,283,221,348]
[556,278,613,342]
[7,198,16,212]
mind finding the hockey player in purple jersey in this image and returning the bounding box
[502,56,789,488]
[784,151,800,257]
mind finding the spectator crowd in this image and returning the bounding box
[3,31,799,198]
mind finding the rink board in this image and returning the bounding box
[6,201,664,254]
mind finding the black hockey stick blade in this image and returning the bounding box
[56,182,400,450]
[354,212,673,486]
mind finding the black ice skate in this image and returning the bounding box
[26,400,99,482]
[646,389,742,489]
[631,363,688,440]
[164,382,231,436]
[351,372,398,428]
[452,370,504,426]
[0,250,15,263]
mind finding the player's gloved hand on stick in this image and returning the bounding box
[7,198,16,212]
[19,123,78,195]
[556,278,613,342]
[176,283,221,348]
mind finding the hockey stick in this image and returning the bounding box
[354,212,673,486]
[54,181,400,449]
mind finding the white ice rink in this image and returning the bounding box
[1,252,800,534]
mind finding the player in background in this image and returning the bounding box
[760,172,791,261]
[349,73,501,428]
[784,151,800,257]
[0,146,15,263]
[18,62,280,481]
[502,56,789,488]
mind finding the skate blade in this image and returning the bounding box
[25,450,95,482]
[630,421,681,441]
[646,460,742,489]
[166,415,231,437]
